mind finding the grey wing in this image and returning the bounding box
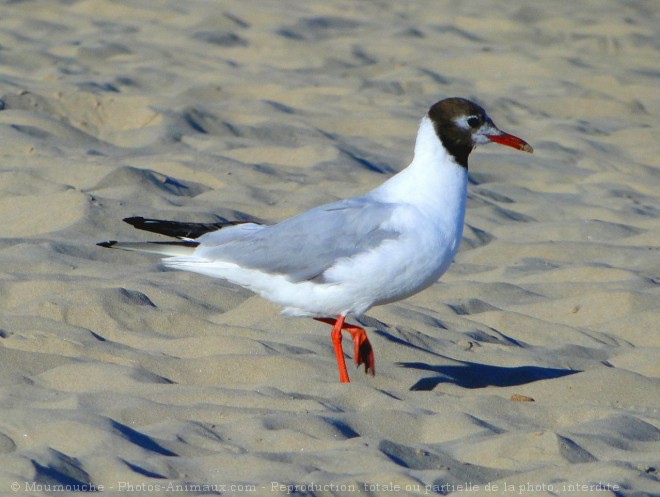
[195,196,400,282]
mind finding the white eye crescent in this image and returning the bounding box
[467,116,480,128]
[454,115,481,130]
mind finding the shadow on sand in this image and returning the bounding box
[401,361,580,391]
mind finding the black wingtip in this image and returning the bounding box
[123,216,145,227]
[97,241,118,248]
[119,215,240,239]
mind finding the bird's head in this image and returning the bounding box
[428,97,533,168]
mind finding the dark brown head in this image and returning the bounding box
[427,97,533,168]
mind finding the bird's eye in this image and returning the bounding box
[466,116,480,128]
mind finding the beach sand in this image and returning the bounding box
[0,1,658,495]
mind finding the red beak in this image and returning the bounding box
[486,132,534,153]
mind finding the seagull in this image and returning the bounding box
[98,97,533,383]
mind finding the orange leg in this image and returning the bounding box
[314,315,375,383]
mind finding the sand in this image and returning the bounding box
[0,0,658,495]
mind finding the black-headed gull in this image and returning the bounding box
[98,97,533,383]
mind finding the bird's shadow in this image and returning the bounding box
[366,321,580,391]
[401,361,579,391]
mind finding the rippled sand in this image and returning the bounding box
[0,1,658,495]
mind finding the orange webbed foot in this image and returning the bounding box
[344,324,375,376]
[314,316,375,382]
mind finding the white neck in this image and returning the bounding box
[373,117,469,219]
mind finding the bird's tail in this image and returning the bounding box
[96,240,199,256]
[97,216,254,255]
